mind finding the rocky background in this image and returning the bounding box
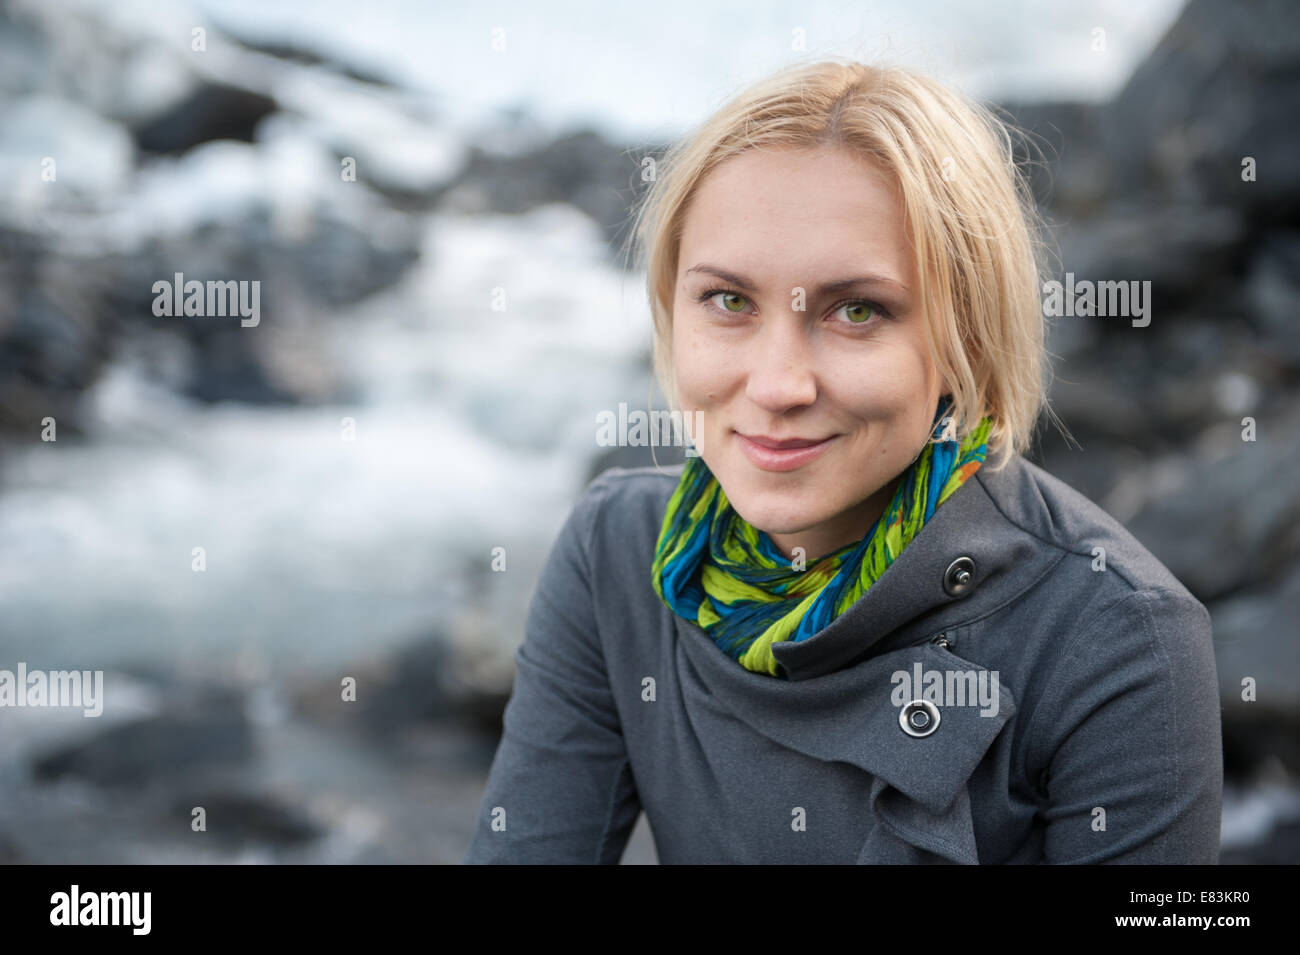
[1,0,1296,863]
[1010,0,1300,862]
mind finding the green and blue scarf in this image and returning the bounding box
[650,406,994,677]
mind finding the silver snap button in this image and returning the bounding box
[899,699,941,738]
[943,556,976,597]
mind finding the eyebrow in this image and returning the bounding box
[684,264,910,296]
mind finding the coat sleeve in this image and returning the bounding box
[462,474,641,864]
[1031,588,1223,864]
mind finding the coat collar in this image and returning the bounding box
[766,451,1065,681]
[672,617,1019,862]
[667,454,1063,862]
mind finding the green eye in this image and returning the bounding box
[716,292,748,312]
[842,302,877,323]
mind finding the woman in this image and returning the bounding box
[463,59,1222,864]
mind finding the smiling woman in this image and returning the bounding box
[672,148,944,562]
[464,58,1222,865]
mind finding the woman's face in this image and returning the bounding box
[671,145,947,561]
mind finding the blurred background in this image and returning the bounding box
[0,0,1295,864]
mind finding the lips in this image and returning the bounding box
[742,434,830,450]
[735,432,838,472]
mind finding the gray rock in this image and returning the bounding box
[1220,818,1300,864]
[997,99,1111,217]
[289,629,513,738]
[132,82,278,156]
[0,226,118,436]
[1108,0,1300,219]
[1246,230,1300,365]
[437,127,663,260]
[1051,204,1247,310]
[205,29,401,89]
[1212,564,1300,762]
[0,828,28,863]
[31,685,255,788]
[0,199,422,435]
[1125,429,1300,602]
[166,787,325,848]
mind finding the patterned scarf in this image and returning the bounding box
[650,405,994,677]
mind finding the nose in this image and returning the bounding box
[743,316,818,413]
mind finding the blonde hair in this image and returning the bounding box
[625,58,1061,471]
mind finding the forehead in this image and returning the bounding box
[677,146,915,283]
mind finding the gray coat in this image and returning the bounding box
[463,453,1222,864]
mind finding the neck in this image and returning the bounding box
[766,472,904,562]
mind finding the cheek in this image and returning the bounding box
[825,344,934,417]
[670,314,720,406]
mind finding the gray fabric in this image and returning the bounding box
[463,454,1222,864]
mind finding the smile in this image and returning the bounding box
[735,432,838,472]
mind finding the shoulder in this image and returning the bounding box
[979,456,1219,757]
[974,452,1202,605]
[584,463,683,509]
[971,454,1215,711]
[569,463,683,551]
[538,465,683,603]
[982,460,1222,824]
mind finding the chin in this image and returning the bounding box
[726,492,827,539]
